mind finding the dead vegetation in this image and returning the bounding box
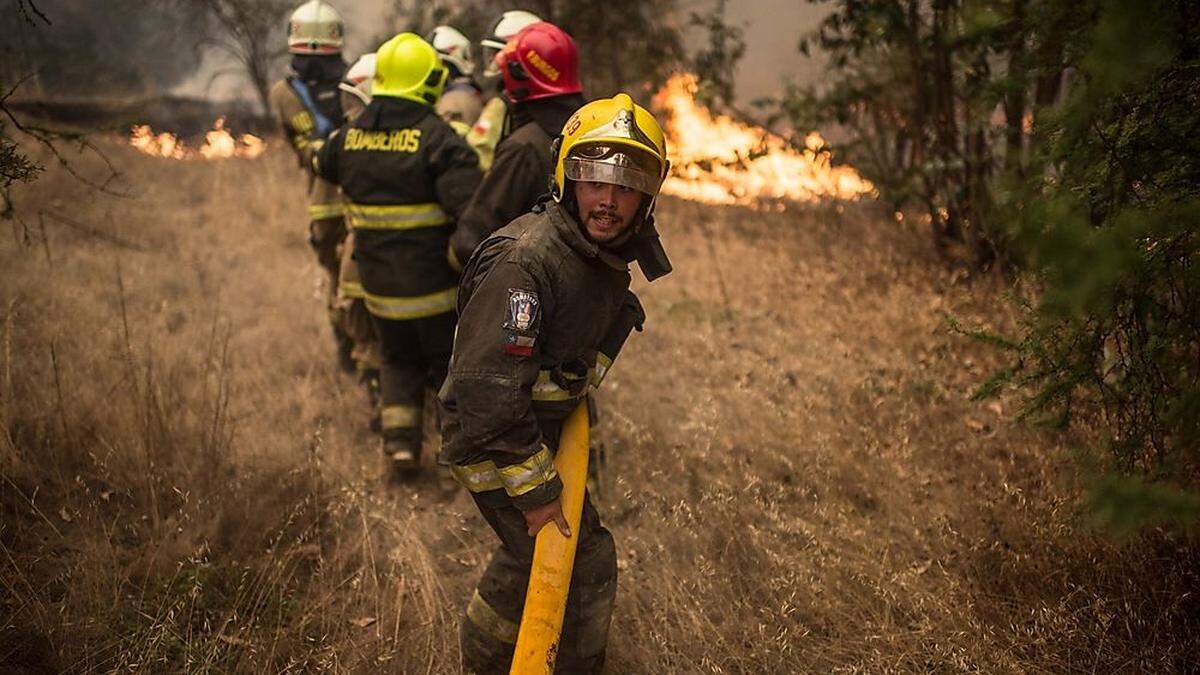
[1,142,1197,673]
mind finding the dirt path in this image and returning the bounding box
[3,144,1195,673]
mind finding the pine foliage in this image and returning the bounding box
[792,0,1200,530]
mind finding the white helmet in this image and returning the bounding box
[287,0,344,55]
[338,53,376,106]
[480,10,541,77]
[427,25,475,78]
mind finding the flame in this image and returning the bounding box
[128,117,265,160]
[651,74,872,206]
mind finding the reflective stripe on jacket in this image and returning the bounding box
[314,96,482,314]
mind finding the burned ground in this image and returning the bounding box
[1,143,1197,672]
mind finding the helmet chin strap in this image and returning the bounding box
[602,197,651,252]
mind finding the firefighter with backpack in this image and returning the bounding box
[268,0,353,371]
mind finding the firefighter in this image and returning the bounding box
[427,25,483,135]
[268,0,352,370]
[334,53,383,420]
[449,21,584,270]
[466,9,543,170]
[314,33,482,474]
[439,94,673,673]
[337,53,375,120]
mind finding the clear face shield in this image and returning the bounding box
[564,144,664,197]
[480,39,506,78]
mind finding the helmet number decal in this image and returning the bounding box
[564,115,581,137]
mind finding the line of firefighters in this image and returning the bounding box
[269,2,673,672]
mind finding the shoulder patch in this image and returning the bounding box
[504,289,539,332]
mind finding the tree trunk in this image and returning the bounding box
[929,0,963,243]
[1003,0,1029,177]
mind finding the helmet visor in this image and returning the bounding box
[564,145,663,196]
[482,45,504,77]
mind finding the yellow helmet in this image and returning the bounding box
[287,0,344,55]
[552,93,669,205]
[372,32,448,105]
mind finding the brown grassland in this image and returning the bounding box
[1,141,1198,673]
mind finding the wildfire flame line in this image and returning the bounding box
[652,74,872,206]
[128,117,265,160]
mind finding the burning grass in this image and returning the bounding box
[652,74,873,206]
[128,117,265,160]
[1,138,1198,673]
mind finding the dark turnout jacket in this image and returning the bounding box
[449,94,584,267]
[439,200,645,509]
[314,96,482,318]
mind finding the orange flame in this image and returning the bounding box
[651,74,872,206]
[128,117,265,160]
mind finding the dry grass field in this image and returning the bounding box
[2,140,1198,673]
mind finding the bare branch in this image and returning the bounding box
[14,0,51,26]
[40,210,148,252]
[1,94,129,199]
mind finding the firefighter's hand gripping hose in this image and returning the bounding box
[509,401,590,674]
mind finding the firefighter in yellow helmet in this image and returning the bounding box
[466,9,542,170]
[268,0,352,370]
[438,94,672,673]
[314,33,482,476]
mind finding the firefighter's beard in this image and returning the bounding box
[583,207,634,243]
[573,181,645,245]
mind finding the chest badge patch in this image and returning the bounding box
[504,289,539,332]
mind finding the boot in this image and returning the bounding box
[382,436,422,482]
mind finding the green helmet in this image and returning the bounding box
[373,32,448,105]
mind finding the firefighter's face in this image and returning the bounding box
[574,181,642,243]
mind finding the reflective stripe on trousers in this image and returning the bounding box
[364,287,457,320]
[345,202,449,230]
[466,589,519,645]
[380,404,421,432]
[461,490,615,674]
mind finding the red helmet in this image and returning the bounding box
[497,22,582,102]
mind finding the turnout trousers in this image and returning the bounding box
[308,179,346,318]
[309,206,351,366]
[335,230,381,375]
[461,489,617,674]
[371,311,456,456]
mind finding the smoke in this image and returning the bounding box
[329,0,830,104]
[0,0,828,106]
[684,0,830,104]
[1,0,210,98]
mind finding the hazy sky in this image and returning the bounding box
[341,0,829,102]
[178,0,829,104]
[695,0,830,102]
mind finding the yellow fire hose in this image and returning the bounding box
[509,401,590,674]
